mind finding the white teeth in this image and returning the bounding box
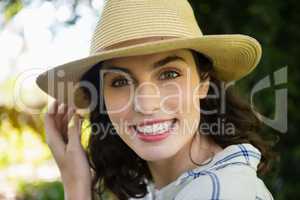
[135,120,174,135]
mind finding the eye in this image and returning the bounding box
[159,70,181,80]
[111,77,133,87]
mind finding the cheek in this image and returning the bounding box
[163,79,200,134]
[160,79,199,114]
[104,87,132,112]
[103,109,133,144]
[103,88,133,137]
[159,86,181,114]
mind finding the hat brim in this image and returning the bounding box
[36,34,261,109]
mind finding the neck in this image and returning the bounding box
[147,134,222,190]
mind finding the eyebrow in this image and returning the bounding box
[101,55,186,77]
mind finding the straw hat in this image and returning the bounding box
[36,0,262,110]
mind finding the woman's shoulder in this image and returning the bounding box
[174,143,274,200]
[129,143,274,200]
[175,162,257,199]
[176,143,262,183]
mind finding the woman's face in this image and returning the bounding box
[102,49,209,161]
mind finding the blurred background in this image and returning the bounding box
[0,0,298,199]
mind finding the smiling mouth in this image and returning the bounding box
[132,118,178,135]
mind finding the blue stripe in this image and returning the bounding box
[238,144,250,164]
[214,151,261,166]
[213,161,253,171]
[207,171,220,200]
[181,149,261,182]
[256,196,263,200]
[208,172,217,199]
[178,145,262,198]
[188,170,220,200]
[180,161,257,186]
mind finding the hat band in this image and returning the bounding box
[96,36,179,52]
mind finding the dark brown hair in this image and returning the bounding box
[79,50,277,200]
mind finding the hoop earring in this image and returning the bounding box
[188,134,215,166]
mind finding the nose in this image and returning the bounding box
[133,82,160,114]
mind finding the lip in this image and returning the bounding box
[131,118,178,142]
[133,118,176,127]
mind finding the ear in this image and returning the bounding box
[198,76,210,99]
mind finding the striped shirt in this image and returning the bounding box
[129,143,274,200]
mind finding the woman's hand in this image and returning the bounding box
[44,100,92,200]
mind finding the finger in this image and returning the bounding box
[76,113,84,135]
[61,107,76,143]
[44,101,66,162]
[47,99,58,116]
[67,113,83,149]
[54,103,68,133]
[62,106,76,125]
[44,100,59,134]
[44,118,66,164]
[56,103,68,123]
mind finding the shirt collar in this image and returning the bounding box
[175,143,262,185]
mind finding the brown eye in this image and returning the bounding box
[159,70,181,80]
[111,77,133,87]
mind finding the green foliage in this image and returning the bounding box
[3,0,23,22]
[188,0,299,199]
[16,180,117,200]
[16,180,64,200]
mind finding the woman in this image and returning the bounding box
[36,0,276,199]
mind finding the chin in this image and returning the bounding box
[136,145,179,162]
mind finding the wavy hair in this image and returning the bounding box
[79,50,277,200]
